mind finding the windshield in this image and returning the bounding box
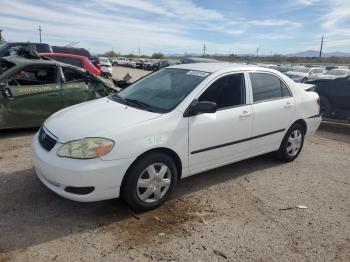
[112,68,209,113]
[328,69,349,76]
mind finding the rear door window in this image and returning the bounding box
[8,66,57,86]
[250,73,291,102]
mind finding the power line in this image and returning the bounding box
[38,25,42,43]
[319,35,324,58]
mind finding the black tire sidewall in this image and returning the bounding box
[121,152,177,211]
[279,123,305,162]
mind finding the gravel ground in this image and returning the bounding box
[0,123,349,262]
[112,66,151,82]
[0,68,349,261]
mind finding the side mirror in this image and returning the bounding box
[188,100,217,116]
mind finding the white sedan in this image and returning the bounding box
[32,63,321,210]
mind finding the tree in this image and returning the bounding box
[103,50,118,57]
[152,52,164,59]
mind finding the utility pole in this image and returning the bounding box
[256,46,260,57]
[0,29,3,44]
[319,35,324,58]
[203,43,206,56]
[38,25,42,43]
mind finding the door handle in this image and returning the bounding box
[240,110,252,117]
[48,93,59,97]
[284,102,293,108]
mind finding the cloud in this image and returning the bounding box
[0,0,304,54]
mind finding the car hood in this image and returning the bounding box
[44,97,162,143]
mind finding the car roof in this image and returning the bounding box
[168,62,272,73]
[2,56,87,72]
[40,53,88,60]
[4,56,58,65]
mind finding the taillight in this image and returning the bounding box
[96,63,101,69]
[317,96,320,106]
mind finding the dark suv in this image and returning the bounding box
[0,42,52,57]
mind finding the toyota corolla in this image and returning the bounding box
[32,63,321,210]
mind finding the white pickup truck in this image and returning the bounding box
[112,57,128,66]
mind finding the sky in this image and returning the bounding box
[1,0,350,55]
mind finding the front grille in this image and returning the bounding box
[38,127,57,151]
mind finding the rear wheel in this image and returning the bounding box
[121,152,177,211]
[276,123,305,162]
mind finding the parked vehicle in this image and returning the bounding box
[308,77,350,118]
[32,63,321,210]
[89,56,101,70]
[41,53,101,77]
[0,42,52,57]
[112,57,128,66]
[0,56,115,129]
[307,68,350,81]
[285,67,325,83]
[51,46,91,58]
[144,60,157,71]
[98,57,113,77]
[152,60,170,71]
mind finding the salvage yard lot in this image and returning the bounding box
[0,123,349,261]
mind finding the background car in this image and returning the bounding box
[98,57,113,77]
[51,46,91,58]
[152,60,170,71]
[112,57,128,66]
[40,53,101,77]
[285,67,325,82]
[307,68,350,81]
[0,56,115,129]
[308,76,350,119]
[89,56,101,70]
[0,42,52,57]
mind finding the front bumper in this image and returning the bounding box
[32,132,135,202]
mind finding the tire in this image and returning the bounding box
[121,152,177,211]
[319,96,331,117]
[301,77,307,83]
[275,123,305,162]
[112,62,117,66]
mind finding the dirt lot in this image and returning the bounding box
[112,66,151,82]
[0,123,349,262]
[0,68,349,261]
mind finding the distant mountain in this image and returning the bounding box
[288,50,350,57]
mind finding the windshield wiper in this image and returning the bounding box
[124,98,157,112]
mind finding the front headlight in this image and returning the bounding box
[57,138,114,159]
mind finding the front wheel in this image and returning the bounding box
[121,152,177,211]
[275,123,305,162]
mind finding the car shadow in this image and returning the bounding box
[0,154,281,253]
[0,128,38,140]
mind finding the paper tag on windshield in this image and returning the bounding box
[186,71,210,77]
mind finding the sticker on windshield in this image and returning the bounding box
[186,70,210,77]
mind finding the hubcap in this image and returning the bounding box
[286,130,302,157]
[136,163,171,203]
